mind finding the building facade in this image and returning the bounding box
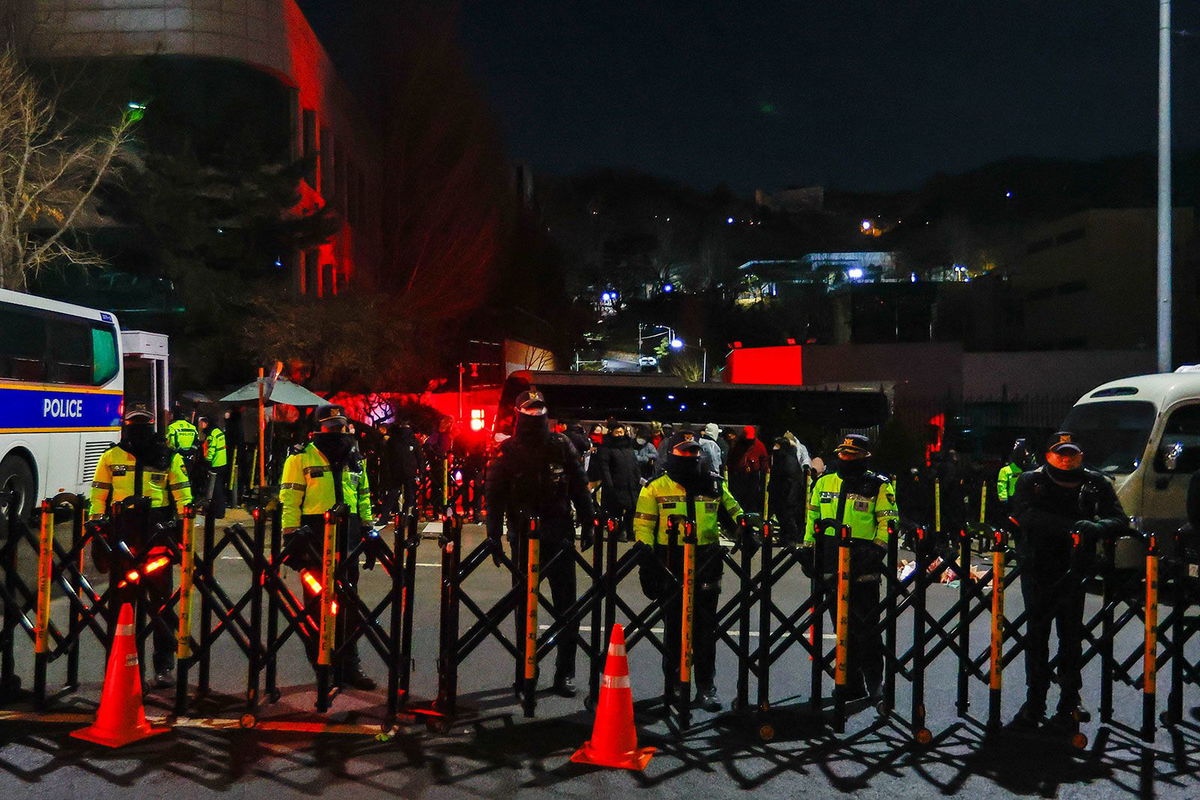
[7,0,382,297]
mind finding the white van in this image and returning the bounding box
[1062,370,1200,536]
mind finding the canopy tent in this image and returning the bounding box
[219,377,327,407]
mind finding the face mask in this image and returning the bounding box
[1045,462,1084,486]
[515,413,550,440]
[666,454,706,494]
[836,456,870,477]
[312,431,354,465]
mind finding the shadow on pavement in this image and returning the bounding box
[0,704,1198,797]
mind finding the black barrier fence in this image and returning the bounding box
[1,488,1199,745]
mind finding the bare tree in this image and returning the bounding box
[0,49,134,291]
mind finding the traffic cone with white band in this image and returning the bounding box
[571,623,655,770]
[71,603,169,746]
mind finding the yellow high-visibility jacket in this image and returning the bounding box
[997,463,1022,503]
[89,446,192,516]
[166,419,200,451]
[279,442,372,529]
[633,472,744,546]
[804,470,897,546]
[204,427,228,469]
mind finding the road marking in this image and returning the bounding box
[537,624,835,639]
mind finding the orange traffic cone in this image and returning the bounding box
[71,603,169,747]
[571,623,655,770]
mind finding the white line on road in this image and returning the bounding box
[539,624,836,639]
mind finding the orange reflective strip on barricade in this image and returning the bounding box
[35,501,54,655]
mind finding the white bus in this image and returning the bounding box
[0,288,124,519]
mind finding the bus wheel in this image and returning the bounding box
[0,456,35,523]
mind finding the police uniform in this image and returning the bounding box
[804,434,898,700]
[200,419,228,518]
[278,404,375,688]
[634,450,745,708]
[485,389,593,695]
[90,405,192,682]
[1010,431,1127,725]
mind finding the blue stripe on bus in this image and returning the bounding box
[0,386,122,430]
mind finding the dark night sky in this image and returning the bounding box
[302,1,1200,194]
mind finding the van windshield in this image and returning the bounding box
[1060,401,1157,474]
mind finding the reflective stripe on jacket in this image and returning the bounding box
[279,442,372,529]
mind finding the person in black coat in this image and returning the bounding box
[767,436,805,544]
[595,425,642,542]
[381,422,424,518]
[1009,431,1128,730]
[486,391,594,696]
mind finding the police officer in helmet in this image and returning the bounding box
[1009,431,1128,730]
[635,438,750,712]
[279,404,377,690]
[486,389,594,697]
[90,404,192,688]
[804,433,898,706]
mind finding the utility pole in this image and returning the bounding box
[1157,0,1173,372]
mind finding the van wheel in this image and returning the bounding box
[0,456,35,523]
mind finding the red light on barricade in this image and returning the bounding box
[300,569,322,595]
[143,556,171,575]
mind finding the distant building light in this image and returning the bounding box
[662,283,674,293]
[601,292,612,302]
[847,268,864,280]
[680,404,687,410]
[861,220,872,231]
[1005,191,1013,198]
[667,394,675,400]
[726,217,735,224]
[910,272,918,282]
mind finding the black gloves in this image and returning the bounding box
[798,546,815,578]
[1075,520,1106,543]
[579,521,596,551]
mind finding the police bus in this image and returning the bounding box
[0,288,125,520]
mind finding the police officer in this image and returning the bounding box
[89,405,192,688]
[634,439,750,711]
[1009,431,1127,730]
[279,404,376,690]
[996,438,1032,515]
[804,433,898,705]
[198,416,228,519]
[485,389,593,697]
[166,408,200,467]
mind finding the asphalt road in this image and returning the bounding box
[0,512,1198,799]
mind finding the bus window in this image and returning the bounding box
[91,325,119,385]
[47,319,92,385]
[0,304,48,382]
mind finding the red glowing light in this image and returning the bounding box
[300,569,323,595]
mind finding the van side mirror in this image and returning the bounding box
[1156,442,1200,473]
